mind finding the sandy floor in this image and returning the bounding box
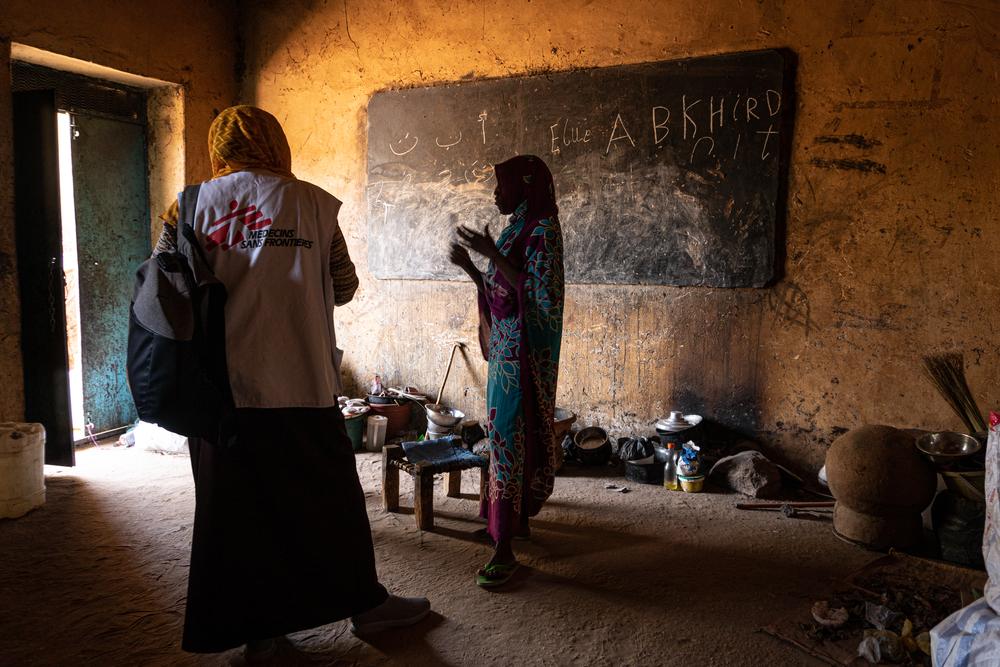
[0,444,874,666]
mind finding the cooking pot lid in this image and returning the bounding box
[655,413,703,432]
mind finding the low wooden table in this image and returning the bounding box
[381,444,489,530]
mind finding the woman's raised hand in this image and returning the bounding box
[449,241,485,289]
[457,223,497,260]
[449,242,475,271]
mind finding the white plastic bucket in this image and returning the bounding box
[0,422,46,519]
[365,415,387,452]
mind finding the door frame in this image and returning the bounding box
[12,90,75,466]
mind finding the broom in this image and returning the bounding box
[921,352,987,434]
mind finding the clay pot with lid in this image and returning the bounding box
[825,425,937,550]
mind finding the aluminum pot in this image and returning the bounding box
[655,413,703,444]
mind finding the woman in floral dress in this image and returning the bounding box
[450,155,564,587]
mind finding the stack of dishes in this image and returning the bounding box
[425,404,465,440]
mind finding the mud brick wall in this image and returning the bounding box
[239,0,998,470]
[2,1,996,472]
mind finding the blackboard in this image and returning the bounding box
[366,49,792,286]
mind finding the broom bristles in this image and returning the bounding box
[921,352,987,434]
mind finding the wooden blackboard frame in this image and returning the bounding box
[366,49,796,287]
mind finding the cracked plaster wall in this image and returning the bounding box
[240,0,999,471]
[0,1,995,472]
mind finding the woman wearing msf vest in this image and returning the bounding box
[154,106,430,660]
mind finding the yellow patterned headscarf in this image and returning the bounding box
[160,105,293,227]
[208,105,293,179]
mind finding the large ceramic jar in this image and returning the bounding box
[826,424,937,549]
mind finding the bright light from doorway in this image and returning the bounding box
[56,111,85,442]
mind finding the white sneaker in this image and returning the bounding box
[351,594,432,634]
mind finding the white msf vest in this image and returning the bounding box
[190,169,344,408]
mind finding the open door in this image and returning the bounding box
[12,90,75,466]
[72,114,148,434]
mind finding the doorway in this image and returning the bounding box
[13,62,151,464]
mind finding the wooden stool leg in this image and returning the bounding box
[447,469,462,498]
[382,445,401,512]
[414,463,434,531]
[479,464,489,504]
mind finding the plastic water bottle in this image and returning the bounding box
[663,442,680,491]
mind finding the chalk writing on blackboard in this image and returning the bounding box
[382,91,781,164]
[366,49,793,287]
[389,133,418,156]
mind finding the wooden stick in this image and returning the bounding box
[414,462,435,531]
[736,501,835,510]
[447,469,462,498]
[479,464,489,504]
[435,342,463,405]
[382,445,401,512]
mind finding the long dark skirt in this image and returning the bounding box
[182,407,387,653]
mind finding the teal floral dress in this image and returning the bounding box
[479,200,565,541]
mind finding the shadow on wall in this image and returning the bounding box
[667,289,767,445]
[668,52,795,452]
[237,0,330,97]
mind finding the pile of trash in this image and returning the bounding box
[806,593,935,664]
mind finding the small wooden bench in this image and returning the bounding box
[381,444,488,531]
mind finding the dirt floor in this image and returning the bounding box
[0,444,876,666]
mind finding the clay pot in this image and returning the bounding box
[367,401,412,438]
[574,427,611,466]
[825,425,937,550]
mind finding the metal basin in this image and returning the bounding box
[915,431,982,466]
[425,404,465,427]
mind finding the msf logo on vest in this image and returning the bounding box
[204,200,272,251]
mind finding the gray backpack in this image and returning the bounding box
[126,184,235,442]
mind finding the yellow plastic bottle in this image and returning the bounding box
[663,442,680,491]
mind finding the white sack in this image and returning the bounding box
[931,412,1000,666]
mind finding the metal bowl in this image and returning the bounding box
[425,404,465,427]
[915,431,982,465]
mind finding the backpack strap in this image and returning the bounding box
[180,183,200,224]
[176,184,205,272]
[174,183,237,444]
[176,184,226,295]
